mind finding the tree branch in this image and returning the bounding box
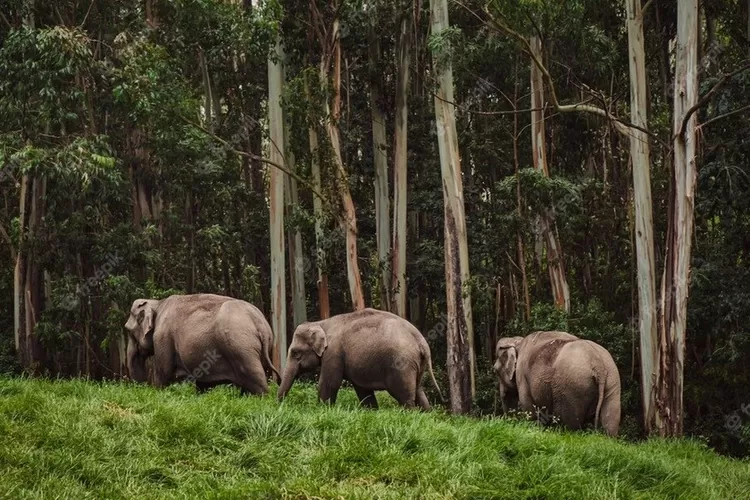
[181,115,329,204]
[699,103,750,129]
[677,62,750,139]
[454,1,669,148]
[432,92,545,115]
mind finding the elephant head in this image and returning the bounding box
[277,322,328,400]
[124,299,159,382]
[494,336,523,412]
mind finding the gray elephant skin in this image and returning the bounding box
[124,293,280,394]
[494,331,621,436]
[277,308,444,409]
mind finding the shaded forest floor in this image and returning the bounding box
[0,377,748,499]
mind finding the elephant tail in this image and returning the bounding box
[264,336,281,383]
[594,368,606,430]
[424,349,446,404]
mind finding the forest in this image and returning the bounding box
[1,0,749,459]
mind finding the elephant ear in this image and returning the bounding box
[496,337,521,386]
[137,300,156,343]
[499,347,517,385]
[309,325,328,357]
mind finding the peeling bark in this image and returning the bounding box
[320,14,365,311]
[626,0,659,435]
[391,3,411,317]
[431,0,475,411]
[268,33,287,369]
[530,35,570,313]
[657,0,699,437]
[368,15,391,310]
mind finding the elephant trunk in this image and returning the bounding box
[126,336,148,383]
[277,361,297,401]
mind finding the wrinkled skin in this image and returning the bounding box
[124,293,280,394]
[494,331,621,436]
[277,308,444,409]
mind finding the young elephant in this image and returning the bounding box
[124,293,280,394]
[277,308,444,409]
[494,331,621,436]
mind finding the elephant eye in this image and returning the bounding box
[291,349,302,360]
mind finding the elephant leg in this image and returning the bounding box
[552,385,587,430]
[237,362,269,396]
[353,385,378,409]
[152,342,176,389]
[318,359,344,405]
[599,394,621,436]
[416,389,431,410]
[386,375,417,409]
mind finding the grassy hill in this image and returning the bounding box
[0,377,748,499]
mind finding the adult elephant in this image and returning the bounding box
[277,308,444,409]
[494,331,621,436]
[124,293,280,394]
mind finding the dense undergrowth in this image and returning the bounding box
[0,377,749,499]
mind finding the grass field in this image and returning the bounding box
[0,377,748,499]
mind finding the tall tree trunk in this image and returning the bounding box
[430,0,475,411]
[24,176,46,373]
[268,33,287,369]
[391,3,411,317]
[658,0,699,437]
[284,138,307,329]
[513,61,531,321]
[530,35,570,313]
[305,69,330,319]
[321,15,365,311]
[626,0,659,435]
[14,174,29,366]
[281,47,307,329]
[368,15,391,311]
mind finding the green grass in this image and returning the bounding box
[0,378,748,499]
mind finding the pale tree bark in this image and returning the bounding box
[315,7,365,311]
[306,79,330,319]
[282,49,307,329]
[626,0,660,435]
[268,33,287,369]
[658,0,699,437]
[391,2,411,317]
[530,35,570,313]
[13,174,28,364]
[512,60,532,321]
[430,0,475,411]
[309,128,330,319]
[368,14,391,310]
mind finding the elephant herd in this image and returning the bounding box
[124,293,621,436]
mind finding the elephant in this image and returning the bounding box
[124,293,280,394]
[493,330,621,436]
[277,308,444,409]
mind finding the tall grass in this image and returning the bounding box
[1,377,748,499]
